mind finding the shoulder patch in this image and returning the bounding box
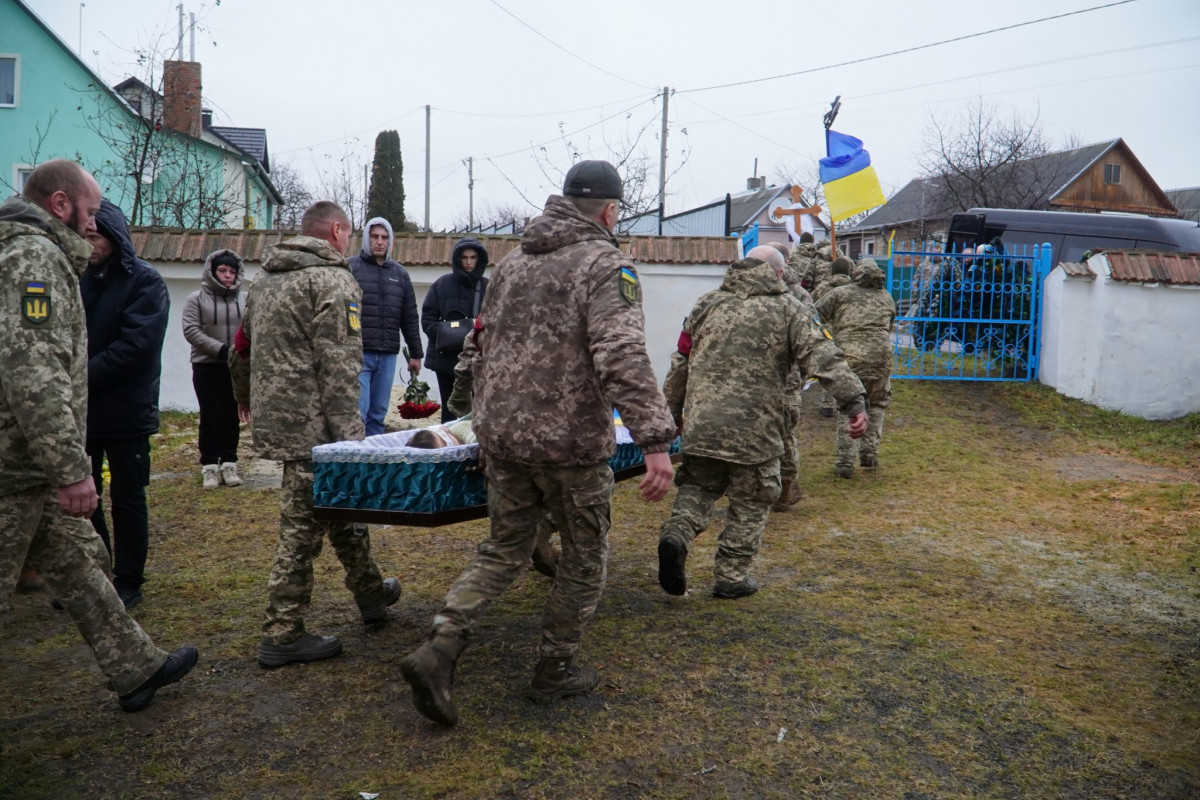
[814,315,833,340]
[346,300,361,334]
[619,266,640,306]
[22,282,52,326]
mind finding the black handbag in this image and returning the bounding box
[434,282,482,356]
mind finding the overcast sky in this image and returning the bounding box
[31,0,1200,230]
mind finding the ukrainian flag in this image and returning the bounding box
[819,130,886,222]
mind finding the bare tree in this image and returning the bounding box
[270,158,314,230]
[312,142,367,230]
[531,95,691,231]
[916,97,1073,212]
[0,111,58,193]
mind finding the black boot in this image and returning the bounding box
[399,633,463,727]
[657,534,688,596]
[359,577,402,626]
[528,656,600,705]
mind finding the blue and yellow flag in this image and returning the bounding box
[819,130,886,222]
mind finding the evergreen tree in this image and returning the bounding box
[366,130,406,228]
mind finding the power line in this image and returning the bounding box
[274,106,425,155]
[487,0,653,90]
[677,0,1141,94]
[433,93,650,120]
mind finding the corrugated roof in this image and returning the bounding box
[1166,187,1200,222]
[1057,261,1095,279]
[128,229,738,265]
[1103,250,1200,285]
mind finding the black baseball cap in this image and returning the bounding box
[563,160,623,200]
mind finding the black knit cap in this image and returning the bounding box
[563,160,623,200]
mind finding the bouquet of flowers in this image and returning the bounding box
[397,353,440,419]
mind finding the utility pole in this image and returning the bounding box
[189,12,195,60]
[78,3,85,55]
[424,104,431,232]
[464,157,475,231]
[177,4,184,60]
[363,163,369,227]
[658,86,670,234]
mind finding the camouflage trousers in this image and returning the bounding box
[780,390,803,485]
[836,375,891,470]
[262,459,385,645]
[432,457,612,659]
[819,385,836,414]
[0,487,166,695]
[659,454,781,584]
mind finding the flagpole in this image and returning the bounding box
[823,96,841,256]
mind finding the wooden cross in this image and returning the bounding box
[773,185,822,226]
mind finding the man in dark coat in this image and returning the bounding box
[349,217,423,436]
[421,236,489,422]
[80,199,170,608]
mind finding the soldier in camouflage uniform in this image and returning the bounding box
[231,201,400,668]
[814,255,855,417]
[0,160,197,711]
[767,241,814,512]
[815,258,897,478]
[400,161,677,727]
[657,246,867,600]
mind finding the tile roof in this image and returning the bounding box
[209,126,269,170]
[1102,250,1200,285]
[1057,261,1095,279]
[128,229,739,266]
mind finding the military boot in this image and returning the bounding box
[359,577,402,627]
[657,533,688,596]
[528,656,600,705]
[399,633,464,727]
[860,453,878,468]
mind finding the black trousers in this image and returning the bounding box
[434,368,456,423]
[86,436,151,594]
[192,361,240,465]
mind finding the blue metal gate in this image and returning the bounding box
[888,241,1053,381]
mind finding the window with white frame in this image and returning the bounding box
[865,240,876,255]
[15,166,34,192]
[0,55,18,107]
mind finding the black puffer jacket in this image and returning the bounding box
[421,237,489,372]
[79,200,170,438]
[348,216,424,357]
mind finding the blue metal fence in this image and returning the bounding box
[888,241,1053,381]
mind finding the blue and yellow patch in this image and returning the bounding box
[346,300,361,333]
[814,315,833,340]
[21,282,52,325]
[619,266,640,306]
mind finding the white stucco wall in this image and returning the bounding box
[1039,257,1200,420]
[156,260,729,413]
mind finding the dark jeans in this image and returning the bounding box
[434,368,456,423]
[87,436,151,594]
[192,361,240,465]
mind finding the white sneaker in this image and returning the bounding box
[220,462,243,487]
[202,464,220,490]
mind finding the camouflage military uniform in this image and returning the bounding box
[812,271,852,416]
[815,259,897,473]
[777,263,815,491]
[660,256,865,586]
[233,235,388,646]
[430,195,676,660]
[0,195,168,696]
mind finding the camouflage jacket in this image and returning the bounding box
[234,235,364,460]
[812,273,850,302]
[815,259,897,381]
[473,195,676,467]
[0,195,93,495]
[662,257,865,465]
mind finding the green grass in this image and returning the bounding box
[2,382,1197,799]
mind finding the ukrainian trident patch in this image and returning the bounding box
[619,266,640,306]
[21,282,52,325]
[346,300,361,334]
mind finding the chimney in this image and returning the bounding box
[747,176,767,191]
[201,107,212,129]
[163,60,202,138]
